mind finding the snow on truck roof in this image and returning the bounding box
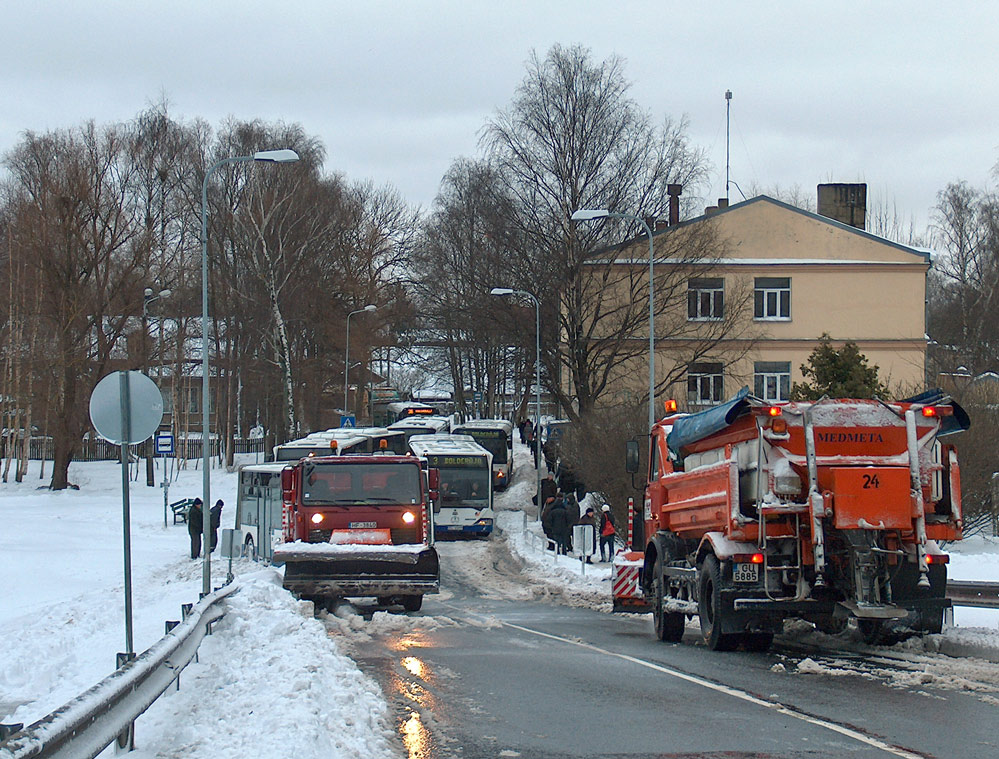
[666,388,970,456]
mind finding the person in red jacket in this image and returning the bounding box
[599,503,617,562]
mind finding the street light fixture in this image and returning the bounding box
[571,209,657,432]
[344,305,378,419]
[490,287,542,520]
[200,148,299,596]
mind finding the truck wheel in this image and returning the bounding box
[402,595,423,612]
[653,558,685,642]
[698,555,740,651]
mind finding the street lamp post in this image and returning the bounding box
[200,148,298,596]
[344,305,377,420]
[142,287,170,489]
[490,287,542,520]
[571,209,657,432]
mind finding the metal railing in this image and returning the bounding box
[947,580,999,609]
[0,582,238,759]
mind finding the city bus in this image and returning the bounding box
[408,435,494,538]
[386,401,440,423]
[388,415,452,445]
[234,462,286,561]
[273,427,407,461]
[451,418,514,490]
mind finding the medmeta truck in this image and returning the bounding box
[628,389,969,651]
[271,453,439,611]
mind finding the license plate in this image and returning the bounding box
[349,521,377,529]
[733,563,759,583]
[447,525,463,531]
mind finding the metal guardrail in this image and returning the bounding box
[0,582,238,759]
[947,580,999,609]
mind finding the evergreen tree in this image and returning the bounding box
[791,334,886,400]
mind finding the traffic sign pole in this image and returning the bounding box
[118,372,134,657]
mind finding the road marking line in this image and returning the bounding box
[499,619,925,759]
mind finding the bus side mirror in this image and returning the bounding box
[625,440,640,474]
[281,467,295,501]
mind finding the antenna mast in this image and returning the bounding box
[725,89,732,198]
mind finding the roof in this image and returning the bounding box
[595,195,933,265]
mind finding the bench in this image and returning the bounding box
[171,498,196,525]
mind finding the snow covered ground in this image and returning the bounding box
[1,441,998,757]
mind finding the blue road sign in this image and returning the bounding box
[340,415,356,428]
[154,431,175,456]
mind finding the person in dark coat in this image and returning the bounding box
[599,503,617,562]
[187,498,203,559]
[538,471,557,510]
[548,495,571,555]
[577,506,598,563]
[209,499,223,553]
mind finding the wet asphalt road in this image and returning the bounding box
[340,539,999,759]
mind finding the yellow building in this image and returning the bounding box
[591,186,930,410]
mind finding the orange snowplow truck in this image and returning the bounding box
[626,388,969,651]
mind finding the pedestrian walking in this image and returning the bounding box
[599,503,617,562]
[537,471,557,509]
[548,494,571,555]
[187,498,203,559]
[209,499,224,553]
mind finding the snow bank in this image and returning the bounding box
[129,571,398,759]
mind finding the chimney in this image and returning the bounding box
[817,183,867,230]
[718,198,729,209]
[655,220,668,232]
[667,183,683,225]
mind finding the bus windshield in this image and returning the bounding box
[459,430,507,463]
[438,470,490,505]
[302,462,421,505]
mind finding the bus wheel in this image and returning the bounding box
[402,595,423,612]
[242,536,256,561]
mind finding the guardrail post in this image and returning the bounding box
[0,723,23,741]
[115,652,136,753]
[944,606,954,627]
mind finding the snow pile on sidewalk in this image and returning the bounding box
[130,571,398,759]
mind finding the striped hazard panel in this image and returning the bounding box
[612,551,649,611]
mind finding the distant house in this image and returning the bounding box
[581,184,930,410]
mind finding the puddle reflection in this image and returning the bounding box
[401,710,431,759]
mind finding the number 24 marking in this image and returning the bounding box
[862,473,880,489]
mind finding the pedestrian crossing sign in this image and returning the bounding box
[340,415,356,428]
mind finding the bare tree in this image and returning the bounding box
[4,123,150,489]
[483,44,749,419]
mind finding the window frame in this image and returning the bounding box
[753,361,791,403]
[687,362,724,407]
[687,278,725,321]
[754,277,791,321]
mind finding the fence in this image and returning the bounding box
[17,436,266,463]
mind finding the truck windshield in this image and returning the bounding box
[302,462,421,505]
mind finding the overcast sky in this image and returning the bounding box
[3,1,997,235]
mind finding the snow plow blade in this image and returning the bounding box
[273,543,440,598]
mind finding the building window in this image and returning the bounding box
[754,361,791,402]
[687,278,724,320]
[688,362,724,406]
[754,277,790,320]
